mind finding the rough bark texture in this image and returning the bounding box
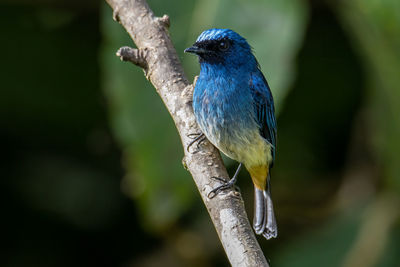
[106,0,269,266]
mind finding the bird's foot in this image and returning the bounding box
[187,133,206,153]
[208,177,240,198]
[207,163,242,199]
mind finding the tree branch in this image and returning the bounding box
[105,0,269,266]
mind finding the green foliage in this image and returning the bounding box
[2,0,400,266]
[336,0,400,192]
[274,209,362,267]
[100,2,196,231]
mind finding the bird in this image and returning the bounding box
[185,28,278,239]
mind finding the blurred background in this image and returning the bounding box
[2,0,399,266]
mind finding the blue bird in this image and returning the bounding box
[185,28,278,239]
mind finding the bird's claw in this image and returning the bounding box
[187,133,206,153]
[207,176,240,199]
[210,176,227,183]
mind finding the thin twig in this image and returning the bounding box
[105,0,269,266]
[116,46,148,69]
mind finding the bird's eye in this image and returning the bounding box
[218,41,229,51]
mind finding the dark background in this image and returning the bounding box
[2,0,399,266]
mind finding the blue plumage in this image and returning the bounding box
[185,28,277,239]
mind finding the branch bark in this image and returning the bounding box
[105,0,269,266]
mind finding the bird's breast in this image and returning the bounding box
[193,77,272,167]
[193,81,244,144]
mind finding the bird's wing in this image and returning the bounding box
[249,71,277,163]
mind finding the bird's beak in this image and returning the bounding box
[184,45,207,54]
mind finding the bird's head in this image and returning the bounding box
[185,28,256,68]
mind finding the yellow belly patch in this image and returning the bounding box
[247,165,269,190]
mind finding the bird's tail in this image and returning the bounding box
[253,175,277,239]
